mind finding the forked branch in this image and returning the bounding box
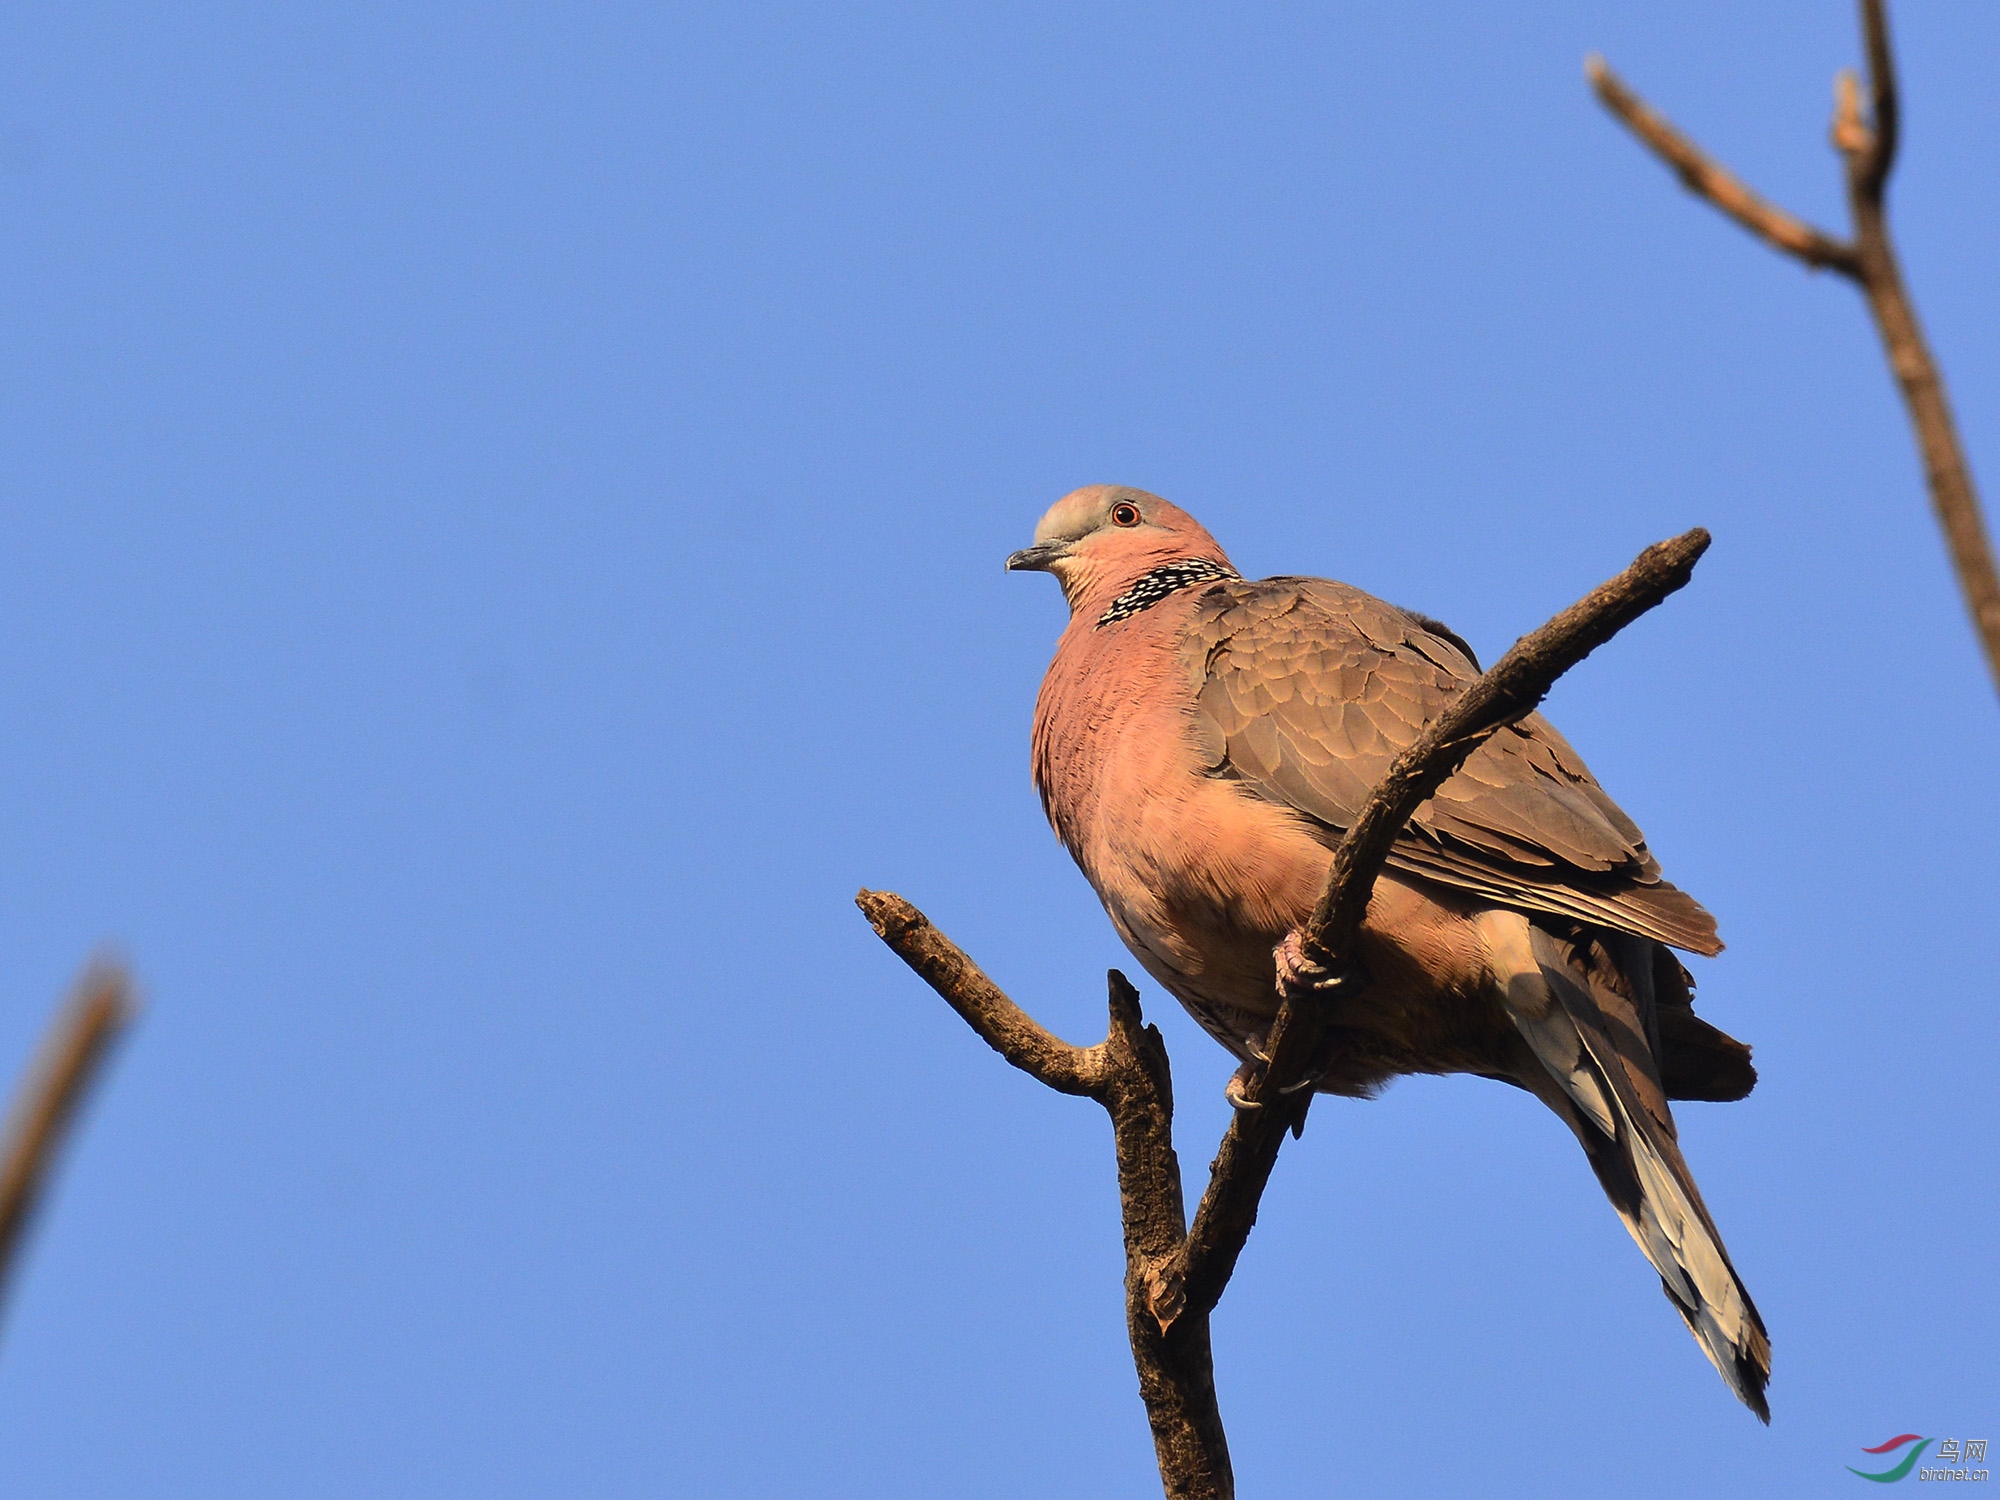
[1590,0,2000,694]
[860,531,1709,1499]
[853,900,1231,1500]
[1586,58,1858,275]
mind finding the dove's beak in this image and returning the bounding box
[1005,540,1071,572]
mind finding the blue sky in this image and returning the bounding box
[1,3,1994,1495]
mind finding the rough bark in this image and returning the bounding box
[855,895,1233,1499]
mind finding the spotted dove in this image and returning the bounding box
[1009,484,1770,1420]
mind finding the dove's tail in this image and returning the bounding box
[1478,910,1771,1422]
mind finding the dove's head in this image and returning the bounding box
[1006,485,1234,614]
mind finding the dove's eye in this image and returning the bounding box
[1111,502,1141,527]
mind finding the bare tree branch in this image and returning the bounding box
[857,897,1232,1499]
[1088,972,1231,1500]
[1301,528,1711,966]
[856,893,1106,1097]
[860,531,1709,1497]
[0,961,137,1327]
[1586,55,1859,276]
[1851,0,1898,194]
[1590,0,2000,695]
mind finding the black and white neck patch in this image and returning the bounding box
[1095,558,1240,628]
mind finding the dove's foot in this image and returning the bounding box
[1273,929,1364,1000]
[1224,1055,1325,1110]
[1224,1060,1264,1111]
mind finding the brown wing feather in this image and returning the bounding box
[1184,577,1721,955]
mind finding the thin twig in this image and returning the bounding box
[1852,0,1898,194]
[855,892,1106,1097]
[1590,1,2000,694]
[0,962,137,1323]
[1586,56,1859,276]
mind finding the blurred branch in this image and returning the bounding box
[1589,0,2000,696]
[1585,55,1858,275]
[0,962,137,1327]
[856,530,1707,1497]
